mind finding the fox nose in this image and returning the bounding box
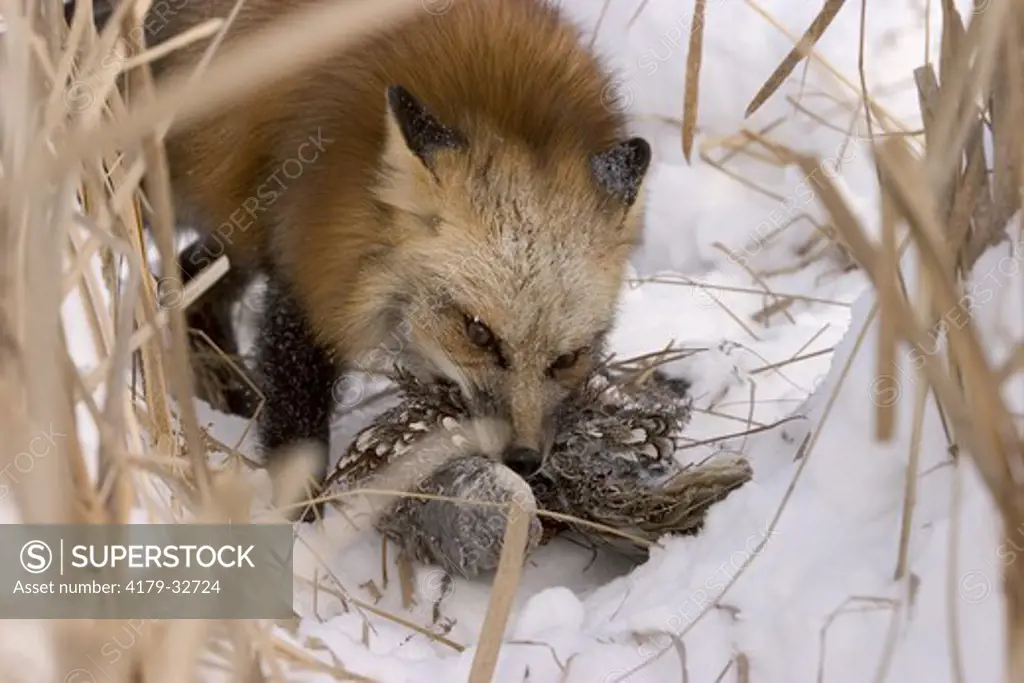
[502,446,542,478]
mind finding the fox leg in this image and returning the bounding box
[254,276,339,522]
[177,234,259,419]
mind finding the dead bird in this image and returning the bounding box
[326,368,753,578]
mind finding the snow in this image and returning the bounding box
[43,0,1019,681]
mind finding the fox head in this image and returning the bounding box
[366,84,651,477]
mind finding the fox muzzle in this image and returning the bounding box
[501,445,543,477]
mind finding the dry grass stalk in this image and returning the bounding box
[0,4,79,529]
[874,152,900,441]
[681,0,706,162]
[120,0,214,508]
[744,0,847,118]
[466,498,534,683]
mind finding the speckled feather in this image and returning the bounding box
[328,368,753,573]
[375,455,544,579]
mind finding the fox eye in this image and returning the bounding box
[549,348,586,372]
[465,316,495,348]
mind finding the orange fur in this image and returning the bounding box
[151,0,652,461]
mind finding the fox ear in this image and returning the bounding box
[589,137,652,207]
[385,85,466,171]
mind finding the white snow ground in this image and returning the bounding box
[36,0,1019,681]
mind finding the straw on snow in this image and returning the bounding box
[3,0,1020,680]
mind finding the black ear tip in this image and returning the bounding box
[386,84,411,110]
[627,137,652,168]
[384,83,466,169]
[590,136,653,207]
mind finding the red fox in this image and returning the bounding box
[73,0,652,519]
